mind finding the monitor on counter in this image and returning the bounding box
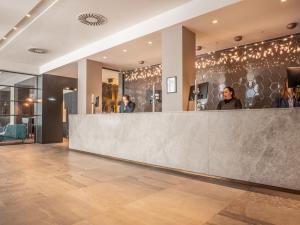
[189,82,209,101]
[287,67,300,88]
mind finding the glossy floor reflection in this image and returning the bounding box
[0,143,299,225]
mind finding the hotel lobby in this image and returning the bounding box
[0,0,300,224]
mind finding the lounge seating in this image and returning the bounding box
[0,124,27,142]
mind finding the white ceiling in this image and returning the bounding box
[185,0,300,54]
[0,0,40,38]
[1,0,298,77]
[0,0,241,74]
[89,32,161,70]
[50,0,300,77]
[0,0,191,69]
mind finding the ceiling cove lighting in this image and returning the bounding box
[0,1,59,49]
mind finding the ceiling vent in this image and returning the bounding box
[78,13,108,26]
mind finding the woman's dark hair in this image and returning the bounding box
[224,86,235,98]
[123,95,130,101]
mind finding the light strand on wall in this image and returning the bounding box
[195,33,300,74]
[123,64,162,82]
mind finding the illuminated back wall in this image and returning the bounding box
[123,34,300,111]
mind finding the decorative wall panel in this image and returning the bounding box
[196,35,300,109]
[123,65,162,112]
[123,34,300,111]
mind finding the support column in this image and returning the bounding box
[78,59,102,114]
[161,25,195,111]
[10,87,14,124]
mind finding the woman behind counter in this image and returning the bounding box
[217,86,242,110]
[119,95,135,113]
[274,79,300,108]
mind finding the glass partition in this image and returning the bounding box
[0,70,41,145]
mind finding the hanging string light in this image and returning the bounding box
[195,33,300,74]
[123,64,162,82]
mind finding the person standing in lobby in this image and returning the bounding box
[217,86,242,110]
[119,95,135,113]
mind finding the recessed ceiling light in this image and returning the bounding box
[28,48,48,54]
[234,35,243,42]
[122,49,127,53]
[281,0,287,2]
[13,27,17,30]
[287,22,298,29]
[26,14,31,18]
[148,41,153,45]
[212,19,218,24]
[103,56,107,59]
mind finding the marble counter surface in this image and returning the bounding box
[69,108,300,191]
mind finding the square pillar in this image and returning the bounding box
[78,59,102,114]
[162,25,196,111]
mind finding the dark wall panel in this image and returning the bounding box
[41,74,77,144]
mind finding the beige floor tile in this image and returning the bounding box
[0,143,299,225]
[173,179,245,202]
[121,188,231,224]
[224,192,300,225]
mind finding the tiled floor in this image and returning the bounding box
[0,143,299,225]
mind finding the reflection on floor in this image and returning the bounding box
[0,143,299,225]
[0,138,34,146]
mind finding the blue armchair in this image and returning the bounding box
[0,124,27,142]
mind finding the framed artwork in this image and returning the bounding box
[167,76,177,93]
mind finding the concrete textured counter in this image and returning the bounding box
[69,108,300,191]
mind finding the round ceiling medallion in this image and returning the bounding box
[78,13,108,26]
[28,48,48,54]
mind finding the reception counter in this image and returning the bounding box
[69,108,300,191]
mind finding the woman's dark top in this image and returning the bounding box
[120,101,135,113]
[274,96,289,108]
[217,98,242,110]
[274,95,300,108]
